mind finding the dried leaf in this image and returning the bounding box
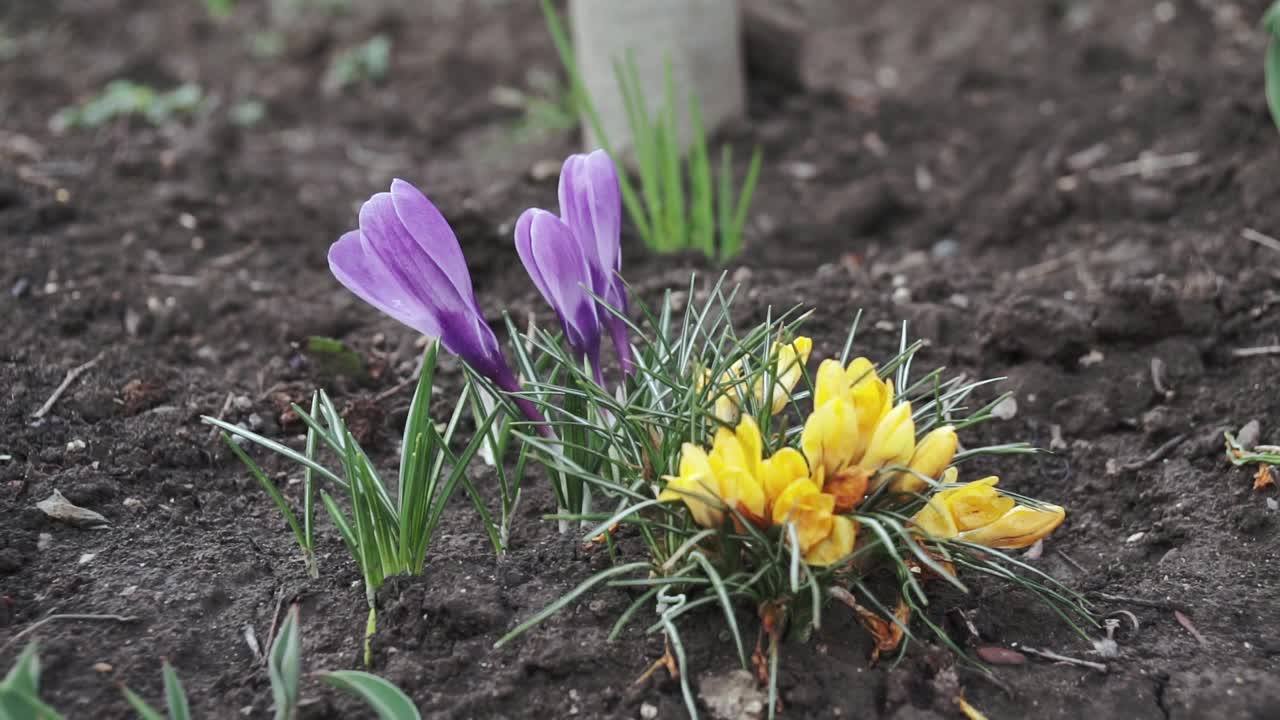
[853,596,909,663]
[1253,465,1275,491]
[975,646,1027,665]
[36,490,109,528]
[1173,610,1207,646]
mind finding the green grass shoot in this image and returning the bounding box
[541,0,763,262]
[1265,2,1280,131]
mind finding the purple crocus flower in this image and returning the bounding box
[328,179,550,435]
[516,150,634,379]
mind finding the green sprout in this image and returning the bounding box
[541,0,763,262]
[0,642,61,720]
[500,67,579,143]
[200,0,237,20]
[324,34,392,95]
[51,81,204,132]
[203,341,503,664]
[1265,2,1280,131]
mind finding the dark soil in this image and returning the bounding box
[4,1,1280,718]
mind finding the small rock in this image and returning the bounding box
[79,552,96,565]
[932,238,958,258]
[991,396,1018,420]
[93,662,113,673]
[37,489,110,528]
[1267,498,1278,511]
[232,395,253,412]
[1078,349,1104,367]
[891,286,912,305]
[37,533,52,551]
[247,413,264,431]
[529,159,561,182]
[1236,420,1261,450]
[698,669,767,720]
[178,212,198,230]
[66,439,86,453]
[783,161,819,181]
[1129,185,1175,220]
[947,293,969,309]
[123,497,142,508]
[640,704,659,720]
[1126,531,1145,544]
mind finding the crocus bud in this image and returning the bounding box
[515,208,602,374]
[328,179,549,434]
[891,425,958,494]
[549,150,634,375]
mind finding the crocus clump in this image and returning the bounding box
[516,150,633,380]
[328,179,549,433]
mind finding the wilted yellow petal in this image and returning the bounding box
[801,399,861,478]
[892,425,958,494]
[813,358,850,409]
[948,482,1015,531]
[760,447,809,512]
[804,515,856,566]
[959,504,1066,549]
[860,402,916,473]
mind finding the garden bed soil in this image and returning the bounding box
[3,0,1280,718]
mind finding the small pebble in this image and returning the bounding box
[1267,498,1278,511]
[783,161,818,181]
[529,159,561,182]
[991,396,1018,420]
[93,662,113,673]
[123,497,142,508]
[890,286,911,305]
[66,439,86,453]
[37,533,53,551]
[247,413,264,431]
[232,395,253,412]
[178,212,198,230]
[640,703,659,720]
[79,552,97,565]
[1126,532,1146,544]
[932,238,958,258]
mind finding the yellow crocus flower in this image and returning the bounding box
[913,475,1066,549]
[703,338,813,423]
[801,394,918,510]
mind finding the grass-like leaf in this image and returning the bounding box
[318,671,421,720]
[268,606,302,720]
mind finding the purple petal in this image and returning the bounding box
[514,209,556,310]
[581,149,622,273]
[328,230,443,338]
[389,179,475,301]
[358,193,470,320]
[528,209,600,357]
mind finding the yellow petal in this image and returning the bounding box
[804,515,857,566]
[860,401,916,473]
[734,417,763,479]
[714,394,739,424]
[801,399,860,478]
[711,426,747,471]
[770,476,820,527]
[678,443,712,479]
[892,425,958,494]
[944,479,1015,531]
[765,337,812,415]
[959,504,1066,549]
[813,359,850,409]
[787,492,836,551]
[659,473,724,528]
[760,447,809,511]
[912,494,960,539]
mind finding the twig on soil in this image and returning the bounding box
[206,392,235,443]
[1112,433,1187,474]
[1088,592,1188,613]
[1241,228,1280,254]
[1230,345,1280,358]
[1015,250,1082,281]
[208,241,261,269]
[1086,151,1199,183]
[31,352,105,419]
[1054,549,1088,574]
[1016,646,1108,672]
[1,613,139,651]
